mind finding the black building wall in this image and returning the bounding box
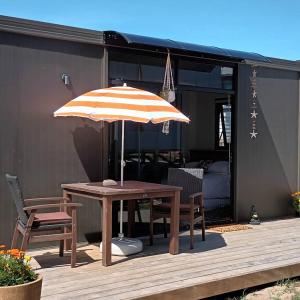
[1,24,300,245]
[0,31,106,245]
[236,64,299,221]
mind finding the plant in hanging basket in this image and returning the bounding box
[291,192,300,216]
[160,52,176,135]
[0,245,42,300]
[159,89,176,103]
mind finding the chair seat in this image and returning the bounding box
[34,212,72,225]
[153,203,200,213]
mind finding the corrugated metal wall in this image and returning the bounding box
[0,31,107,245]
[236,64,299,221]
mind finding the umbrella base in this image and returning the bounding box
[100,237,143,256]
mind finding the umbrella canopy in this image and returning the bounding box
[54,85,190,123]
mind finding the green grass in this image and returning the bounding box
[292,292,300,300]
[207,277,300,299]
[276,278,296,290]
[270,279,297,300]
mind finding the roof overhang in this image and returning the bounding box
[0,15,104,45]
[104,31,271,63]
[1,16,298,69]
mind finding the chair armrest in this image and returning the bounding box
[24,197,70,204]
[189,192,203,199]
[24,203,82,211]
[189,192,204,209]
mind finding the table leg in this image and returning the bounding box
[169,190,180,255]
[63,190,72,251]
[102,197,112,267]
[127,200,136,238]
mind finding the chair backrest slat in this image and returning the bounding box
[168,168,203,204]
[6,174,28,225]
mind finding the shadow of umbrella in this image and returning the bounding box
[72,124,101,182]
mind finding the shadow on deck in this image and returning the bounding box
[32,231,226,269]
[28,218,300,300]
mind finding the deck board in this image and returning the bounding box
[28,218,300,299]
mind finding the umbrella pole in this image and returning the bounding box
[119,120,125,239]
[102,119,142,256]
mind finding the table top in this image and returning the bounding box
[61,180,182,196]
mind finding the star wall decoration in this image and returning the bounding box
[250,129,258,139]
[250,79,256,88]
[251,110,258,118]
[249,67,259,140]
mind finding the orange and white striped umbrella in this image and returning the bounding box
[54,84,189,242]
[54,85,190,124]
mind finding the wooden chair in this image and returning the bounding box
[6,174,82,268]
[150,168,205,249]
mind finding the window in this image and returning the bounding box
[109,60,166,83]
[178,60,234,90]
[221,67,234,90]
[124,121,180,151]
[140,65,165,83]
[216,103,231,148]
[109,61,140,81]
[109,54,234,89]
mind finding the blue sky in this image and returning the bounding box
[1,0,300,60]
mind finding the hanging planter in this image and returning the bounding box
[160,51,176,135]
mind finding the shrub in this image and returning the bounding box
[0,245,37,286]
[291,192,300,213]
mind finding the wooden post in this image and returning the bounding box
[169,190,180,255]
[102,197,112,267]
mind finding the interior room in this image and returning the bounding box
[108,89,234,224]
[181,90,233,223]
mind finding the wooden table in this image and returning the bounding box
[61,181,182,266]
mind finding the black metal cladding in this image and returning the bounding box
[104,31,271,62]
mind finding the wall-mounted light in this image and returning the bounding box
[61,73,71,86]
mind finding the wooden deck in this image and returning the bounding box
[29,218,300,300]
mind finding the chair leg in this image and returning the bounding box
[59,228,64,257]
[71,210,77,268]
[136,203,142,223]
[20,229,30,252]
[201,195,205,241]
[11,222,19,249]
[149,199,154,246]
[201,218,206,241]
[190,211,194,250]
[163,217,168,238]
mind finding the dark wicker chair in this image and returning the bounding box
[150,168,205,249]
[6,174,82,268]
